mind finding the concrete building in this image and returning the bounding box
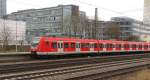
[111,17,150,41]
[0,0,6,17]
[0,19,26,45]
[7,5,86,43]
[144,0,150,24]
[85,20,114,40]
[86,17,150,41]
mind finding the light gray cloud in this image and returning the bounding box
[7,0,143,20]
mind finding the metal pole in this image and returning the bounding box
[15,15,18,52]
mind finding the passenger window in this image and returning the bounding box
[76,43,79,48]
[58,43,61,48]
[124,44,129,48]
[139,45,142,48]
[71,43,75,48]
[99,44,103,48]
[64,43,69,48]
[81,43,84,48]
[106,44,109,48]
[94,43,98,48]
[147,45,148,48]
[116,44,122,48]
[132,44,136,48]
[61,43,63,48]
[76,43,80,48]
[90,44,93,48]
[86,43,89,48]
[79,43,80,48]
[111,44,114,48]
[119,44,122,48]
[52,42,57,48]
[144,45,148,48]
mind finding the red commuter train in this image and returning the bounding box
[30,37,150,57]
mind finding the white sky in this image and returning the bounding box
[8,0,144,21]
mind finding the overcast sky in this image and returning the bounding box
[8,0,144,21]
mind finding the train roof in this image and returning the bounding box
[40,36,149,44]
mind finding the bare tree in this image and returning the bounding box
[71,15,80,38]
[0,22,12,51]
[126,35,140,41]
[106,22,120,40]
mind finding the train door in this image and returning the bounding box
[90,42,94,52]
[76,42,80,53]
[58,41,64,53]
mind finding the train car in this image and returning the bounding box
[31,36,150,57]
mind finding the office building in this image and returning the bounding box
[0,0,6,17]
[8,5,86,43]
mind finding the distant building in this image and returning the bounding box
[86,17,150,41]
[7,5,86,43]
[111,17,150,41]
[144,0,150,24]
[0,0,7,17]
[0,19,26,45]
[85,20,114,40]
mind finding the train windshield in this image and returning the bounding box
[31,37,40,47]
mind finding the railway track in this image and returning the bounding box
[0,54,149,74]
[1,58,150,80]
[0,53,33,63]
[0,54,150,80]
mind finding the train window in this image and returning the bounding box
[85,43,89,48]
[106,44,111,48]
[81,43,84,48]
[124,44,129,48]
[64,43,69,48]
[52,42,57,48]
[78,43,80,48]
[76,43,80,48]
[58,43,61,48]
[132,44,136,48]
[127,44,129,48]
[106,44,109,48]
[61,43,63,48]
[94,43,98,48]
[71,43,75,48]
[106,44,113,48]
[99,44,103,48]
[139,45,142,48]
[147,45,148,48]
[116,44,122,48]
[116,44,118,48]
[144,45,148,48]
[138,45,141,48]
[110,44,112,48]
[81,43,89,48]
[90,44,94,48]
[76,43,79,48]
[111,44,114,48]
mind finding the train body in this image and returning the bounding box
[31,37,150,56]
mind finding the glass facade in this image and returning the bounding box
[144,0,150,25]
[7,5,85,43]
[0,0,6,17]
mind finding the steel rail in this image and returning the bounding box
[1,58,150,80]
[0,54,149,74]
